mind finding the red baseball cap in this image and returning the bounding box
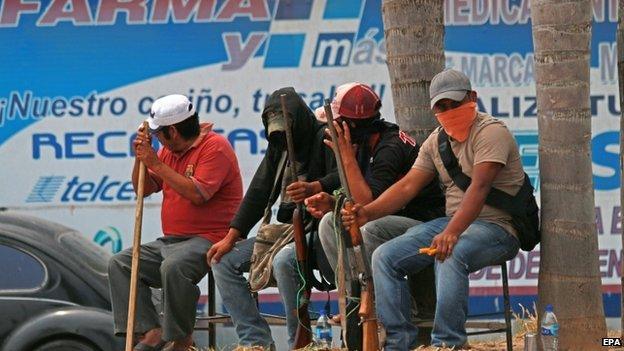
[330,82,381,119]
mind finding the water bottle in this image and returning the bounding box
[540,304,559,351]
[314,309,333,349]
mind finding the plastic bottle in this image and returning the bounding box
[314,309,333,349]
[540,304,559,351]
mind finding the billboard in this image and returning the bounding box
[0,0,621,316]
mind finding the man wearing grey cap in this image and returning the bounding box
[342,69,524,349]
[108,94,243,351]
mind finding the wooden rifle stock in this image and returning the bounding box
[360,288,378,351]
[345,201,379,350]
[281,94,312,349]
[345,202,363,247]
[324,99,380,350]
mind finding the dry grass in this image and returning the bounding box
[190,305,623,351]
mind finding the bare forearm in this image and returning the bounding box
[363,168,435,222]
[150,162,205,205]
[444,182,490,236]
[223,228,241,244]
[363,178,413,221]
[343,157,373,204]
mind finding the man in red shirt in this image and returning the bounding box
[108,94,243,351]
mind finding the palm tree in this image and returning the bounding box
[531,0,607,349]
[618,0,624,336]
[381,0,444,344]
[382,0,444,145]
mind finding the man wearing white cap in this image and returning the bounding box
[108,94,243,351]
[342,69,525,349]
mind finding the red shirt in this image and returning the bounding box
[148,123,243,243]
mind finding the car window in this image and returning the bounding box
[58,231,111,276]
[0,244,47,291]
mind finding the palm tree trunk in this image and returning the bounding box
[618,0,624,337]
[382,0,444,345]
[531,0,607,349]
[382,0,444,145]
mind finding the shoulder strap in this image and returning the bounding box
[437,129,472,190]
[261,151,288,224]
[437,129,527,216]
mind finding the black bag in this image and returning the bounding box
[437,129,540,251]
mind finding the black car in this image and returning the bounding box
[0,212,124,351]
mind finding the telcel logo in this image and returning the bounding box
[94,226,123,254]
[27,176,135,203]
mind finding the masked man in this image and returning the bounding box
[306,83,445,328]
[343,70,523,349]
[208,87,337,349]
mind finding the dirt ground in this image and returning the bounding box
[195,330,624,350]
[413,330,624,351]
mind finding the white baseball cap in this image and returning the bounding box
[146,94,196,133]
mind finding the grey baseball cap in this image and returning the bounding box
[429,69,472,108]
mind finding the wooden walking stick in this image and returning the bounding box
[125,121,149,351]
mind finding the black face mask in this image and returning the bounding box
[346,117,383,144]
[268,131,286,150]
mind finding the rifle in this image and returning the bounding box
[281,94,313,349]
[324,99,380,351]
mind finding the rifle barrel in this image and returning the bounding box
[281,94,303,185]
[323,99,353,201]
[282,94,312,350]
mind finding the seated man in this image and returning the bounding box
[307,82,444,296]
[108,94,243,351]
[208,87,337,349]
[343,69,523,349]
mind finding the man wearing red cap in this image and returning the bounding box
[306,83,445,340]
[108,94,243,351]
[342,69,525,349]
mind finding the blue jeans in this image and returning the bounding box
[210,237,300,349]
[372,217,519,350]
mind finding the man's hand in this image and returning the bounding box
[286,181,319,203]
[340,203,369,230]
[133,127,160,169]
[324,121,357,159]
[430,230,460,261]
[206,238,235,266]
[304,192,335,218]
